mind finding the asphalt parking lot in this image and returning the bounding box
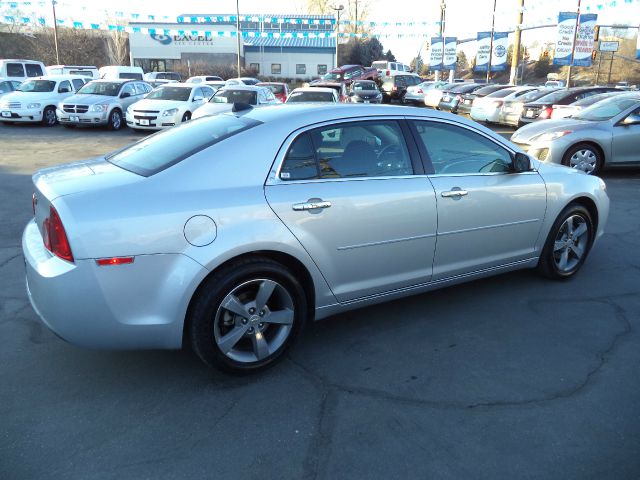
[1,123,640,480]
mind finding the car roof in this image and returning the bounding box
[257,82,286,86]
[29,75,87,81]
[291,87,336,93]
[155,82,195,88]
[218,85,265,91]
[85,78,137,85]
[47,65,97,69]
[0,59,43,63]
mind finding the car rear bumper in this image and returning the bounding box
[22,219,206,350]
[498,111,523,127]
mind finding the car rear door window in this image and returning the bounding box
[58,80,72,93]
[71,78,85,91]
[25,64,43,77]
[412,121,512,175]
[280,120,413,180]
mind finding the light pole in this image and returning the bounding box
[236,0,242,78]
[509,0,525,85]
[332,5,344,68]
[51,0,60,65]
[566,0,581,88]
[486,0,497,83]
[435,1,445,81]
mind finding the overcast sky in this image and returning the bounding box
[6,0,640,62]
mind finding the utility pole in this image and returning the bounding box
[51,0,60,65]
[236,0,242,78]
[607,51,614,84]
[486,0,497,83]
[355,0,358,36]
[509,0,524,85]
[566,0,581,88]
[595,42,603,84]
[332,5,344,68]
[435,1,445,81]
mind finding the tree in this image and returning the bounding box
[410,54,424,73]
[457,51,468,70]
[306,0,332,14]
[384,49,396,61]
[533,53,553,78]
[107,30,129,66]
[361,37,384,65]
[339,37,385,66]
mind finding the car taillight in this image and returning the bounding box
[416,88,423,94]
[539,106,553,119]
[386,70,390,76]
[456,94,463,101]
[43,205,73,262]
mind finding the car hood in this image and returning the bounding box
[130,99,186,111]
[1,91,59,103]
[62,93,117,105]
[192,102,234,118]
[511,119,594,143]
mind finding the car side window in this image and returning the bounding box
[412,121,513,175]
[395,76,407,87]
[201,86,214,99]
[58,80,72,93]
[122,83,136,96]
[25,64,43,77]
[281,134,319,181]
[72,78,85,91]
[7,63,24,77]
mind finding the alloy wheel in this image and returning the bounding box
[552,214,590,273]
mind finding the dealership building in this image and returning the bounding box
[128,14,337,79]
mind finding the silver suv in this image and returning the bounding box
[57,79,153,130]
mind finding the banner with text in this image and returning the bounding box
[572,14,598,66]
[490,32,509,71]
[443,37,457,70]
[429,37,444,70]
[474,32,492,71]
[553,11,578,65]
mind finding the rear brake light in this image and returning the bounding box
[43,205,73,262]
[416,88,423,94]
[539,106,553,119]
[386,70,390,76]
[96,257,134,266]
[456,94,463,101]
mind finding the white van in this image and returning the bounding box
[371,60,413,78]
[98,66,144,81]
[46,65,99,79]
[0,59,46,82]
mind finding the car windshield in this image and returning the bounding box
[371,61,387,69]
[572,97,640,121]
[0,81,13,93]
[146,86,192,101]
[472,85,507,96]
[106,115,262,176]
[287,91,335,102]
[260,84,284,94]
[450,83,480,93]
[352,81,376,91]
[17,80,56,92]
[211,89,258,104]
[572,91,623,107]
[321,72,343,81]
[77,82,121,96]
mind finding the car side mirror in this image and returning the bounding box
[513,152,531,173]
[621,113,640,126]
[120,92,131,98]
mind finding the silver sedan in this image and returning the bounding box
[511,94,640,175]
[23,104,609,372]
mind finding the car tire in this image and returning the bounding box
[562,143,603,176]
[62,124,76,129]
[181,111,191,123]
[41,106,57,127]
[536,204,594,280]
[107,109,122,131]
[189,257,308,373]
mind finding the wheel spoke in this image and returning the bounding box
[553,240,565,252]
[570,243,584,259]
[264,308,294,326]
[255,280,277,311]
[251,331,270,360]
[218,325,249,353]
[221,294,248,318]
[573,222,587,238]
[559,248,569,270]
[566,217,574,235]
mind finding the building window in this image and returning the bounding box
[271,63,282,75]
[296,64,306,75]
[249,63,260,73]
[317,64,327,75]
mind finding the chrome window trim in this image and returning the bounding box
[266,115,419,186]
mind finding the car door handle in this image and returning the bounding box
[441,189,468,198]
[292,200,332,211]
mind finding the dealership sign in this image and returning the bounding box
[443,37,457,70]
[490,32,508,71]
[553,12,578,66]
[151,32,217,45]
[429,37,444,71]
[474,32,492,72]
[599,41,619,52]
[572,14,598,66]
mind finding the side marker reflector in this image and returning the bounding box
[96,257,134,266]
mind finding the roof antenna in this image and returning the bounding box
[232,102,253,113]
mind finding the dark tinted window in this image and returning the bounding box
[17,80,55,92]
[147,86,192,101]
[25,64,43,77]
[71,78,85,90]
[413,121,512,174]
[6,63,24,77]
[107,115,262,176]
[58,80,72,93]
[280,134,318,180]
[120,72,143,80]
[472,85,509,96]
[260,83,285,94]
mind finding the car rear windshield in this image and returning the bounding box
[211,89,258,104]
[287,91,335,102]
[371,61,387,69]
[260,84,284,94]
[17,80,56,92]
[486,88,520,98]
[322,72,343,81]
[533,89,571,104]
[517,88,558,103]
[471,85,507,96]
[572,91,622,107]
[106,115,262,176]
[77,82,121,96]
[352,81,377,91]
[146,86,192,101]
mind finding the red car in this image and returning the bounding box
[256,82,289,103]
